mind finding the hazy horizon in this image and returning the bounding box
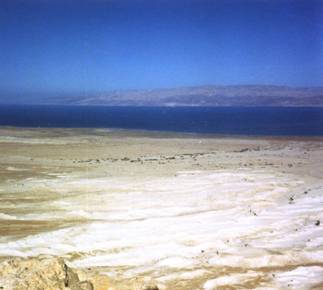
[1,0,323,102]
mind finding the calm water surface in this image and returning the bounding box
[0,105,323,136]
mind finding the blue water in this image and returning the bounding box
[0,105,323,136]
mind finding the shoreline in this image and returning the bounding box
[1,125,323,141]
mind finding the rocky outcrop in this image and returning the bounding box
[0,257,160,290]
[0,257,95,290]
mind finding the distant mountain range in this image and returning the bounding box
[3,85,323,106]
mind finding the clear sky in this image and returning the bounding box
[0,0,322,97]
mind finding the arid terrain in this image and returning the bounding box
[0,127,322,289]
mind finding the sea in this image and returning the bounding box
[0,105,323,136]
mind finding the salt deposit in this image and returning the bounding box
[1,169,322,289]
[1,128,322,289]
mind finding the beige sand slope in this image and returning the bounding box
[0,128,322,289]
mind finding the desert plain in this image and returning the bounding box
[0,127,322,290]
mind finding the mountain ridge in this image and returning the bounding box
[2,85,323,106]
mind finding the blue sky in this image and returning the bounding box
[0,0,322,97]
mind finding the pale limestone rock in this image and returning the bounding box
[0,257,158,290]
[0,257,97,290]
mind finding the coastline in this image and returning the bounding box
[0,127,323,289]
[2,125,323,141]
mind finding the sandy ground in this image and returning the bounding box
[0,127,322,289]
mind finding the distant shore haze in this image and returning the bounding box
[2,85,323,106]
